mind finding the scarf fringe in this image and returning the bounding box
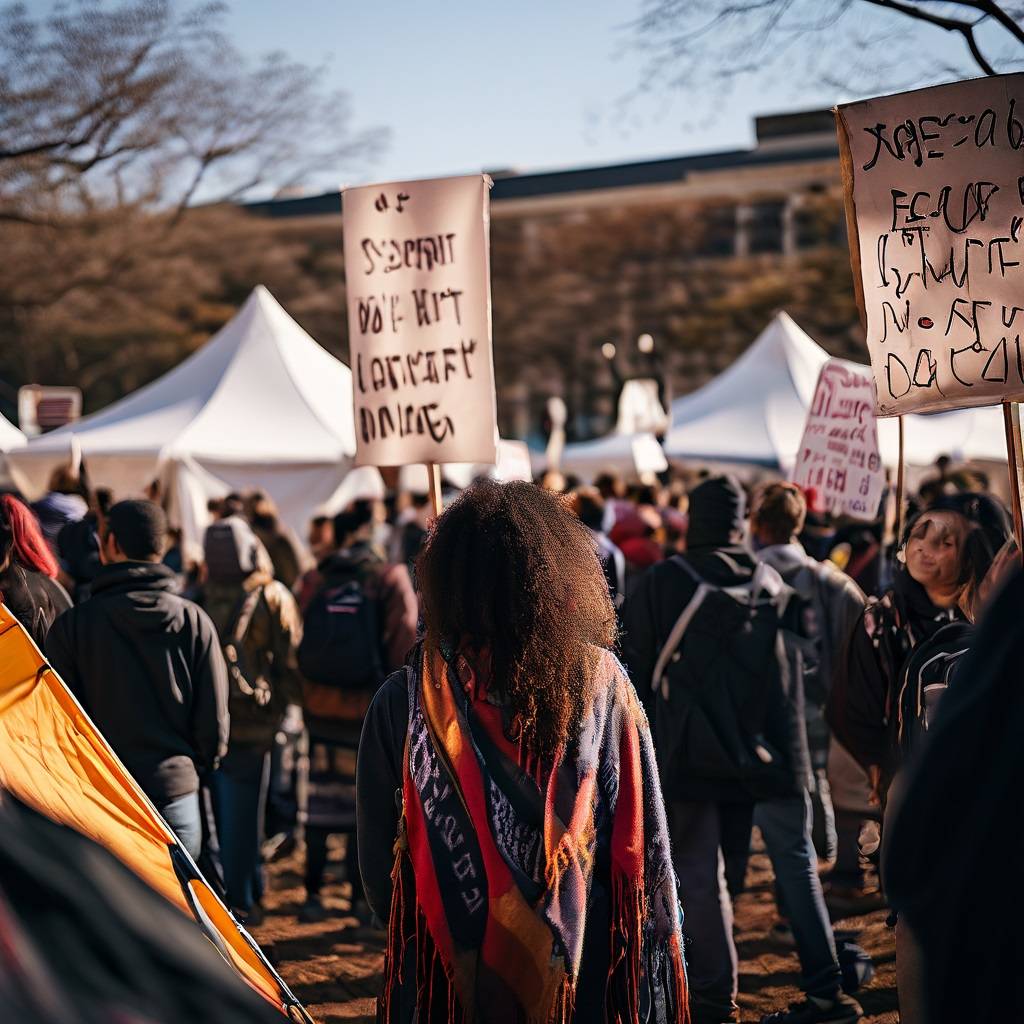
[379,844,415,1023]
[606,871,690,1023]
[606,869,644,1022]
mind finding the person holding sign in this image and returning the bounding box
[355,480,689,1023]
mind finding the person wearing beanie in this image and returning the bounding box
[45,500,230,861]
[623,476,863,1024]
[199,515,304,926]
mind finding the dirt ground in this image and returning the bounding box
[251,836,898,1024]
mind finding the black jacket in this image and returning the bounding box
[0,565,72,648]
[45,561,230,805]
[622,545,809,802]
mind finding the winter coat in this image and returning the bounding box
[45,561,230,805]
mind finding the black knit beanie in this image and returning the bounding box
[686,475,747,551]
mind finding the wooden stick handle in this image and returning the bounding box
[895,415,906,544]
[1002,402,1024,564]
[426,462,443,519]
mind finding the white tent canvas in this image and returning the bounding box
[7,287,382,542]
[0,412,24,452]
[0,412,26,491]
[664,312,1005,471]
[560,432,667,482]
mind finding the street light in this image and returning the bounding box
[601,342,617,360]
[637,333,654,354]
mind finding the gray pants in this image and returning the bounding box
[755,793,843,999]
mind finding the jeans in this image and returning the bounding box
[668,801,743,1022]
[159,791,202,861]
[305,825,363,903]
[755,792,843,999]
[209,747,270,913]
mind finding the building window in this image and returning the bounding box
[748,200,785,254]
[699,206,736,257]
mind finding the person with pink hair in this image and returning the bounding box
[0,494,71,646]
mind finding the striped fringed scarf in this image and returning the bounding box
[379,647,689,1024]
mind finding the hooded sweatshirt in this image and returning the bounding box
[45,562,230,805]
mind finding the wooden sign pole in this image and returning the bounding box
[895,415,906,544]
[426,462,443,518]
[1002,402,1024,563]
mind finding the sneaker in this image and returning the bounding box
[298,897,328,924]
[768,920,796,948]
[760,994,863,1024]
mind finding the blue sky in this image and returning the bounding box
[216,0,992,190]
[27,0,1006,191]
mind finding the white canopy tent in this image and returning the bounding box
[7,287,383,544]
[559,432,668,483]
[664,312,1006,471]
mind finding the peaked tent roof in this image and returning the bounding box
[664,312,1006,469]
[8,287,358,496]
[664,312,827,468]
[7,288,380,541]
[13,285,353,467]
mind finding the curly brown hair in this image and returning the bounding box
[416,479,617,761]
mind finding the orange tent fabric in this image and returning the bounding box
[0,603,312,1022]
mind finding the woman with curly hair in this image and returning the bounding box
[0,494,71,647]
[356,479,689,1024]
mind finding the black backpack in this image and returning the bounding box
[297,564,385,690]
[650,553,799,801]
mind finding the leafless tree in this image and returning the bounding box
[0,0,385,411]
[628,1,1024,102]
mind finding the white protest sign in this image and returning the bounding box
[342,174,497,466]
[837,74,1024,416]
[793,360,885,521]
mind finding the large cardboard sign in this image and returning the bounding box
[837,74,1024,416]
[793,360,885,521]
[342,174,497,466]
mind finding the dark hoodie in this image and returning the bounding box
[45,561,230,805]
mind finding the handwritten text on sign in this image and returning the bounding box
[839,74,1024,416]
[793,361,884,521]
[342,175,497,466]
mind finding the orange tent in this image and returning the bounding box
[0,603,313,1022]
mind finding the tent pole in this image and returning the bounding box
[427,462,443,518]
[1002,402,1024,564]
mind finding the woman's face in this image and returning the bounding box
[904,511,967,597]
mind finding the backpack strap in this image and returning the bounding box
[653,558,713,700]
[228,586,263,648]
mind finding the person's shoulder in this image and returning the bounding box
[366,666,413,731]
[813,557,867,602]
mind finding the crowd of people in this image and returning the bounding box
[0,456,1018,1024]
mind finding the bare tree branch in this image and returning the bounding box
[860,0,998,74]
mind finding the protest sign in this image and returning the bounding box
[837,74,1024,416]
[342,174,497,468]
[793,360,885,521]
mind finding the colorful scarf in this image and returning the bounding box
[381,646,688,1023]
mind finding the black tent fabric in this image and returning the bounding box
[0,793,285,1024]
